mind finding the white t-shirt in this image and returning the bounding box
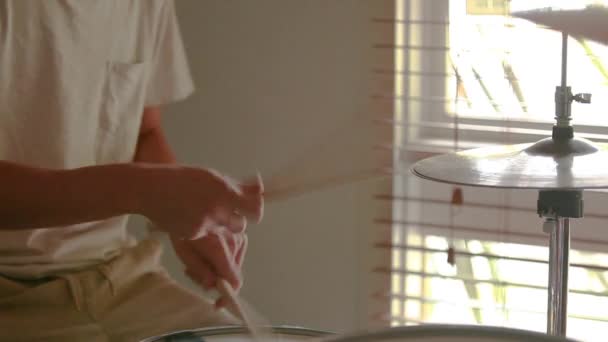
[0,0,194,278]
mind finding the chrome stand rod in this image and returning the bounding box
[555,32,572,128]
[547,217,570,336]
[561,32,568,89]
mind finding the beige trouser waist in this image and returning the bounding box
[48,238,162,312]
[0,238,237,342]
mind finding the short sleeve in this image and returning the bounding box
[145,0,195,106]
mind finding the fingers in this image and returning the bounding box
[173,229,247,313]
[224,231,247,268]
[192,233,242,290]
[235,234,248,267]
[212,208,247,234]
[218,174,264,224]
[215,296,230,310]
[172,236,217,289]
[242,174,264,223]
[176,232,243,291]
[214,277,243,310]
[185,265,216,290]
[188,217,216,240]
[241,173,264,195]
[228,192,263,224]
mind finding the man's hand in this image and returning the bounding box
[141,170,264,240]
[134,106,264,240]
[133,107,263,307]
[149,173,262,307]
[171,228,247,308]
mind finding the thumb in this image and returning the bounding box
[241,173,264,195]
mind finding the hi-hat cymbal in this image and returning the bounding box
[513,6,608,45]
[411,137,608,189]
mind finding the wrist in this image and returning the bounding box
[124,163,159,217]
[127,163,179,218]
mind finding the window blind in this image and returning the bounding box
[372,1,608,340]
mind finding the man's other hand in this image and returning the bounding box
[171,228,247,308]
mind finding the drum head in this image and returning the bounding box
[140,325,330,342]
[326,325,578,342]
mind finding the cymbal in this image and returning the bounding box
[411,137,608,189]
[513,6,608,45]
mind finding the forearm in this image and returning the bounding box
[0,161,147,230]
[0,109,190,231]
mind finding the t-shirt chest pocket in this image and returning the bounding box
[97,61,148,162]
[101,61,147,129]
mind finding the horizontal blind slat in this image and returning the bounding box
[373,194,608,220]
[372,18,450,25]
[379,120,608,142]
[374,243,608,272]
[375,218,608,248]
[373,94,529,108]
[380,295,608,324]
[374,44,450,51]
[375,268,608,297]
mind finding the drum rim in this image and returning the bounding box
[140,325,331,341]
[325,324,579,342]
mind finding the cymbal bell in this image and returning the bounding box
[411,137,608,189]
[513,6,608,45]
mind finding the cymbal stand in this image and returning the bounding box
[541,32,591,337]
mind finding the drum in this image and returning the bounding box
[141,324,579,342]
[140,325,330,342]
[326,325,579,342]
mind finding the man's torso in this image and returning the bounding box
[0,0,186,278]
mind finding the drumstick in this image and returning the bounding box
[253,116,390,203]
[217,279,329,342]
[262,168,389,202]
[216,278,262,340]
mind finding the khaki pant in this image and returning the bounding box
[0,239,238,342]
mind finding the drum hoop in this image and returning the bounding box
[140,325,331,342]
[324,324,579,342]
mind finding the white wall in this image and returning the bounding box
[148,0,391,334]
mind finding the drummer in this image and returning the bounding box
[0,1,262,341]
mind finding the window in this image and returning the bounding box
[387,1,608,341]
[449,1,608,125]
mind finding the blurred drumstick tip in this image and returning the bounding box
[261,168,390,202]
[216,278,260,337]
